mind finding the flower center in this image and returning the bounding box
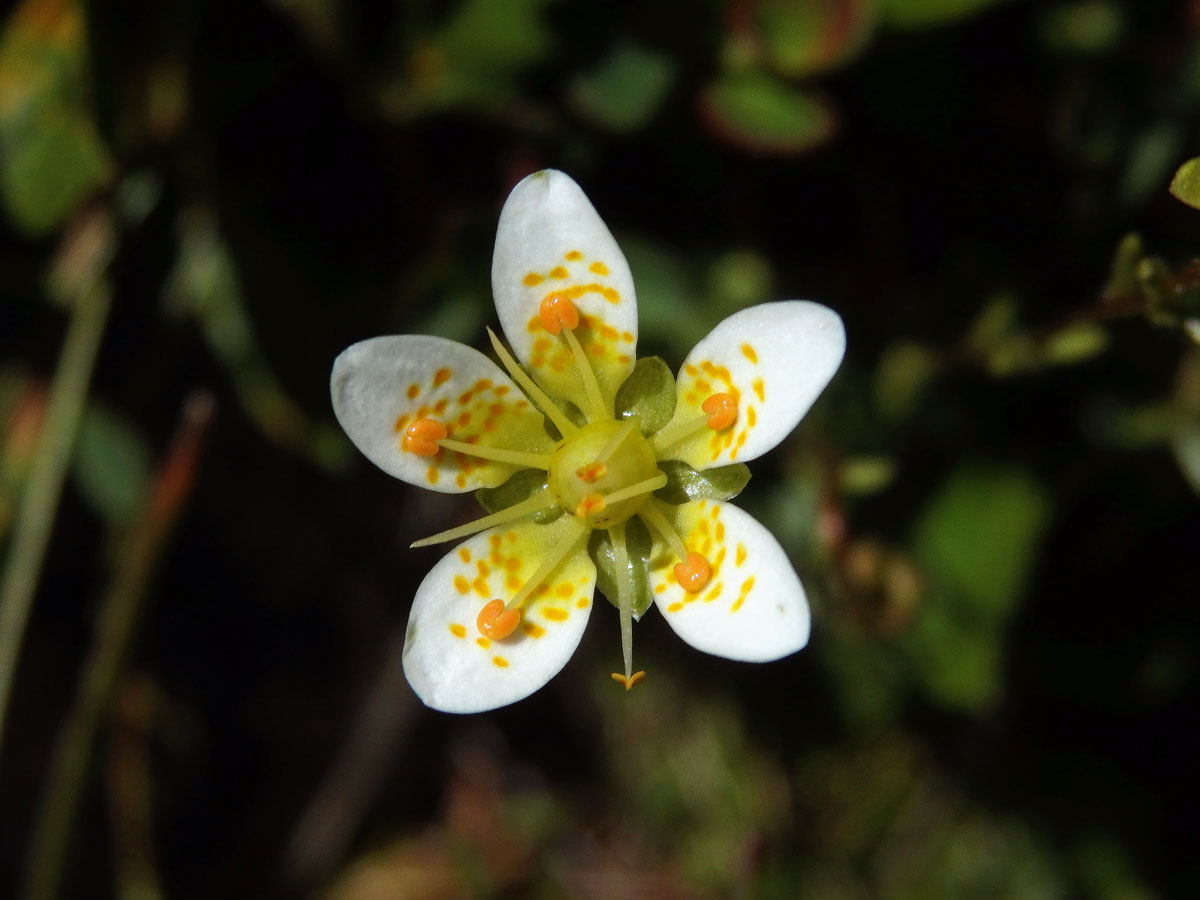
[548,419,659,529]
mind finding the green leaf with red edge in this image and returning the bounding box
[700,69,836,155]
[0,0,113,235]
[751,0,875,78]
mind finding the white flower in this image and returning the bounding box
[331,170,845,713]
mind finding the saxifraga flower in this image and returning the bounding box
[331,170,845,713]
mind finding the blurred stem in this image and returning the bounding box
[106,676,166,900]
[0,278,112,759]
[21,393,215,900]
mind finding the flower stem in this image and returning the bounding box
[21,393,215,900]
[0,279,112,762]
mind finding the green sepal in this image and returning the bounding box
[475,469,563,524]
[615,356,677,435]
[589,517,654,620]
[655,459,752,505]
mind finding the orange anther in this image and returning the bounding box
[575,493,607,518]
[403,418,447,456]
[538,293,580,335]
[674,551,712,593]
[702,393,738,430]
[477,599,522,640]
[576,462,608,483]
[611,671,646,690]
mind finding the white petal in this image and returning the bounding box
[491,170,638,405]
[403,518,596,713]
[331,335,553,492]
[649,500,810,662]
[667,301,845,468]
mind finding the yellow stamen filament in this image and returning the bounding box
[504,518,588,611]
[576,462,607,483]
[561,325,608,422]
[538,293,580,334]
[611,670,645,690]
[674,551,712,593]
[403,418,447,456]
[637,500,689,561]
[410,489,554,548]
[487,328,577,437]
[702,392,738,430]
[435,437,551,470]
[476,598,521,639]
[595,418,637,464]
[597,472,667,507]
[575,493,606,518]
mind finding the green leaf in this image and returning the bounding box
[877,0,1009,29]
[655,460,751,506]
[700,69,836,155]
[1169,156,1200,210]
[1042,323,1109,366]
[902,466,1050,710]
[568,42,676,133]
[589,517,654,619]
[475,468,561,524]
[0,0,114,235]
[71,403,153,526]
[615,357,676,435]
[752,0,875,78]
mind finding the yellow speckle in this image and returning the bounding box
[654,584,666,594]
[493,656,509,667]
[575,596,589,608]
[506,531,518,543]
[565,250,582,261]
[458,548,471,563]
[716,522,725,541]
[524,272,544,286]
[589,261,609,275]
[426,466,439,485]
[736,543,747,566]
[555,583,573,598]
[407,383,420,399]
[685,363,699,377]
[543,608,568,622]
[704,582,723,602]
[489,535,502,548]
[550,265,569,279]
[434,368,452,387]
[454,575,470,594]
[753,378,765,402]
[741,343,758,364]
[602,287,620,303]
[667,602,683,613]
[522,622,546,638]
[476,637,491,649]
[456,474,467,488]
[747,406,757,427]
[449,624,466,638]
[477,560,490,577]
[472,577,489,596]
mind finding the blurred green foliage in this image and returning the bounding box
[2,0,1199,899]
